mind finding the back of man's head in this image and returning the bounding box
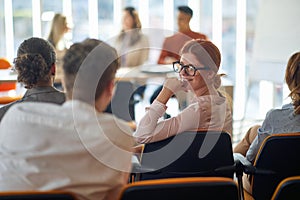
[178,6,193,17]
[62,38,119,103]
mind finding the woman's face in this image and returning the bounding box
[122,11,134,31]
[180,53,211,92]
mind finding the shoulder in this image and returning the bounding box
[265,103,294,118]
[0,102,64,132]
[192,31,208,40]
[4,102,62,118]
[164,34,179,42]
[0,102,15,122]
[99,113,133,133]
[140,33,149,40]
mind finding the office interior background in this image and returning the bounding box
[1,0,299,138]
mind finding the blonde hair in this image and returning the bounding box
[47,13,68,48]
[285,51,300,114]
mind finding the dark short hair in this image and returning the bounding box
[63,38,119,102]
[178,6,193,17]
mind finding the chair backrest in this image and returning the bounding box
[0,58,17,92]
[0,190,77,200]
[139,131,234,180]
[0,58,11,69]
[271,176,300,200]
[251,133,300,200]
[105,81,136,121]
[119,177,239,200]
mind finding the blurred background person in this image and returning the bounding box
[114,6,149,67]
[108,6,150,119]
[47,13,72,90]
[157,5,208,64]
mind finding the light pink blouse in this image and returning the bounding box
[134,94,232,143]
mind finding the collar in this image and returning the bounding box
[23,86,61,98]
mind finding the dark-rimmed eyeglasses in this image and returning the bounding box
[172,61,210,76]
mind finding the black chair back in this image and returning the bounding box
[120,177,239,200]
[139,131,234,180]
[105,81,136,121]
[251,133,300,200]
[271,176,300,200]
[0,191,76,200]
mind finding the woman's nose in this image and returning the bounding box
[179,67,188,76]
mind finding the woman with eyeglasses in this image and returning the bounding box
[134,39,232,144]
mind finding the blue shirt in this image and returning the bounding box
[246,103,300,162]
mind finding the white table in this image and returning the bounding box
[0,69,17,83]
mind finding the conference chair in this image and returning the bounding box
[0,190,77,200]
[271,176,300,200]
[119,177,239,200]
[234,133,300,200]
[105,80,138,121]
[0,58,21,105]
[132,130,235,181]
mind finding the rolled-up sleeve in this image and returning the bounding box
[134,100,200,144]
[246,111,273,162]
[134,100,167,143]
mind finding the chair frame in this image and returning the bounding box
[119,177,239,200]
[271,176,300,200]
[234,133,300,200]
[0,190,77,200]
[133,130,235,181]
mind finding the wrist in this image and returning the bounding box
[156,88,173,104]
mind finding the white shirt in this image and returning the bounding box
[0,100,134,200]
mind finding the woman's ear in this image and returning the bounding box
[50,64,56,76]
[207,70,216,80]
[107,80,115,97]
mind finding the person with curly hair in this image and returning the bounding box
[0,37,65,121]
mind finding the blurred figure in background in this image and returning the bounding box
[109,6,150,119]
[114,6,149,67]
[157,5,208,64]
[47,13,72,89]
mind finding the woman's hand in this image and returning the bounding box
[163,77,188,94]
[156,78,188,104]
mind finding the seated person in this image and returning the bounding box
[0,38,134,200]
[134,39,232,144]
[234,51,300,162]
[151,5,208,111]
[233,51,300,194]
[0,37,65,122]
